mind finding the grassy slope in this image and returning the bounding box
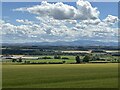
[2,64,118,88]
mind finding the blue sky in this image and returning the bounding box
[2,2,118,25]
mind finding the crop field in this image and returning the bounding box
[2,63,118,88]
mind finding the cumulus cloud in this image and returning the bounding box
[16,19,33,24]
[82,19,101,25]
[14,0,99,20]
[14,1,77,20]
[1,15,118,43]
[1,20,46,38]
[103,15,119,25]
[1,0,119,43]
[76,0,100,20]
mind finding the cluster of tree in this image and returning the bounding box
[2,49,89,56]
[2,45,119,56]
[75,54,99,63]
[54,55,69,60]
[82,55,91,62]
[48,62,63,64]
[54,55,61,59]
[37,56,69,60]
[28,61,66,64]
[12,58,22,62]
[30,62,47,64]
[61,57,69,60]
[40,57,52,59]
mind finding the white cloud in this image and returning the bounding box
[75,0,100,20]
[1,16,118,43]
[82,19,101,25]
[14,1,77,20]
[103,15,119,25]
[14,0,99,20]
[16,19,33,24]
[1,0,119,43]
[1,20,46,39]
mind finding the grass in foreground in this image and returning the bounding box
[2,63,118,88]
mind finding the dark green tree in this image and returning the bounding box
[91,55,100,61]
[62,61,66,64]
[12,59,17,62]
[83,55,91,63]
[18,57,22,62]
[54,55,61,59]
[75,56,81,63]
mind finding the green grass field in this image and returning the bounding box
[2,63,118,88]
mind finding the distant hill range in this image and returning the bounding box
[2,40,118,46]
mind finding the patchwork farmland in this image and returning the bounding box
[1,45,119,88]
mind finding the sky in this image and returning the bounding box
[0,0,119,43]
